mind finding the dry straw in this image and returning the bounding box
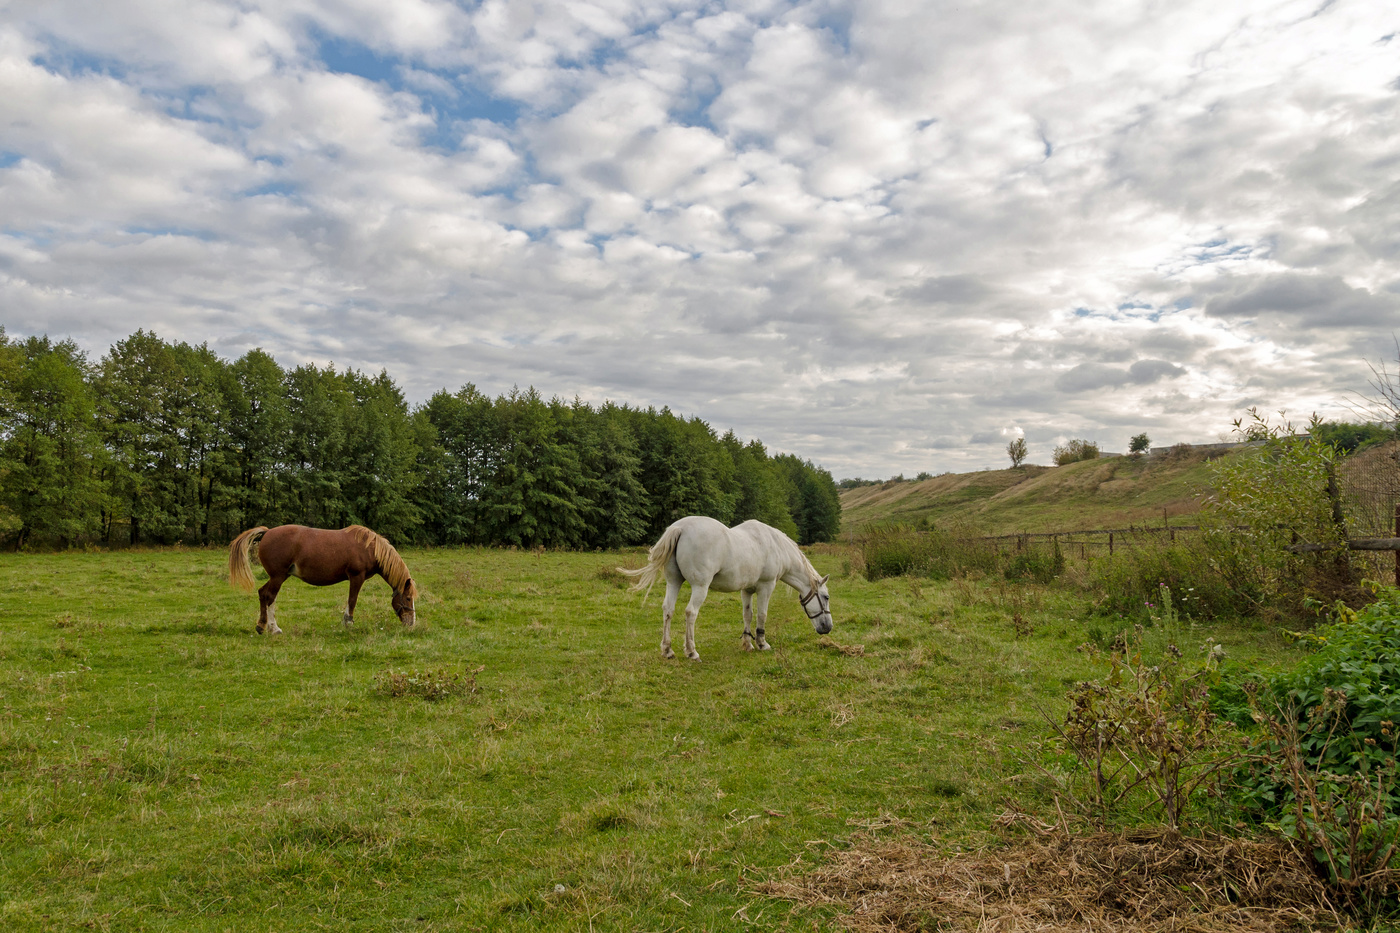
[754,818,1343,932]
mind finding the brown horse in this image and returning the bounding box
[228,525,418,634]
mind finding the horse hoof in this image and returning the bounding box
[687,652,701,662]
[662,648,676,659]
[759,643,772,651]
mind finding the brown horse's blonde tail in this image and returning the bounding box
[228,526,269,591]
[618,523,682,600]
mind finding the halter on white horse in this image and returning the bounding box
[620,515,833,661]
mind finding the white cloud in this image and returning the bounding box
[2,0,1398,477]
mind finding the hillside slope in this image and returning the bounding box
[840,451,1220,534]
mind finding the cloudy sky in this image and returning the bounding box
[2,0,1398,477]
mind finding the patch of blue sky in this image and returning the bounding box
[123,226,221,242]
[0,152,22,169]
[31,38,131,82]
[241,181,299,198]
[670,81,721,132]
[314,32,521,138]
[813,6,854,54]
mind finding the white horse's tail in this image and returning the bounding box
[618,522,683,600]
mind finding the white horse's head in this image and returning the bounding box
[800,574,832,635]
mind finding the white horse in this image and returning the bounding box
[620,515,832,661]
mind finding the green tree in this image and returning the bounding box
[0,335,105,547]
[1204,409,1349,610]
[418,384,501,544]
[1007,436,1028,468]
[775,454,841,544]
[479,388,585,547]
[1053,438,1100,465]
[98,331,187,544]
[631,407,737,537]
[564,400,650,549]
[724,432,798,537]
[339,368,422,540]
[284,363,352,528]
[227,349,291,528]
[1129,433,1151,456]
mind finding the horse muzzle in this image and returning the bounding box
[812,615,832,635]
[400,610,416,628]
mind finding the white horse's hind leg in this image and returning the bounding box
[683,582,709,661]
[742,590,755,649]
[752,581,777,650]
[660,577,681,659]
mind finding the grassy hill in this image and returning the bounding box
[839,449,1222,534]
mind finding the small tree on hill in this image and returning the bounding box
[1053,439,1100,466]
[1007,436,1028,468]
[1129,433,1151,457]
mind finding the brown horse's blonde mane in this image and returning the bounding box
[346,525,418,599]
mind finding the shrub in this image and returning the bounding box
[1228,590,1400,903]
[1004,538,1064,584]
[1053,439,1100,465]
[860,524,1000,581]
[1081,534,1245,621]
[1035,632,1243,829]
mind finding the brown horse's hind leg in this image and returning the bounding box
[343,574,365,627]
[258,576,286,635]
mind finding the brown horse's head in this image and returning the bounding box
[392,580,416,628]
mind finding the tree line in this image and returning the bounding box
[0,327,841,550]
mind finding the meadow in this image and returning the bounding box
[0,545,1295,931]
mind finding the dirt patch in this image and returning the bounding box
[754,822,1343,932]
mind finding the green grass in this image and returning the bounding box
[841,450,1221,533]
[0,545,1295,931]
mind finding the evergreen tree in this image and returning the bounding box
[564,400,650,548]
[418,384,501,544]
[339,368,422,540]
[480,388,585,547]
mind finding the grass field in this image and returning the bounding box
[0,545,1295,931]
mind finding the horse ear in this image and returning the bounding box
[820,574,829,585]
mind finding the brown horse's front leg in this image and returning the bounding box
[258,576,285,635]
[343,574,365,627]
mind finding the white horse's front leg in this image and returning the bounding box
[752,581,777,650]
[661,579,680,659]
[683,583,709,661]
[742,590,755,649]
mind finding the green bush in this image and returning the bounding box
[860,524,1000,581]
[1004,539,1064,584]
[1083,535,1245,620]
[1227,590,1400,901]
[1053,439,1099,465]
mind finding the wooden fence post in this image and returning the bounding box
[1108,531,1114,556]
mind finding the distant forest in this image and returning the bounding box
[0,327,840,550]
